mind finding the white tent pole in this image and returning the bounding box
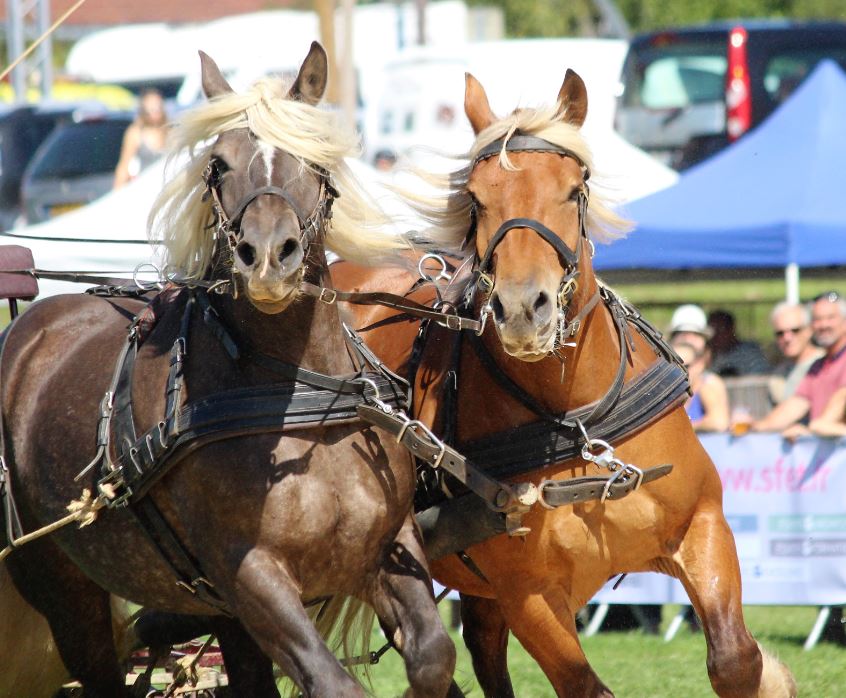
[785,263,800,303]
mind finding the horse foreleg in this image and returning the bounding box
[459,592,515,698]
[227,547,366,697]
[5,542,131,698]
[496,584,613,698]
[367,514,458,698]
[673,504,796,698]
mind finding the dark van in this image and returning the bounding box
[614,20,846,170]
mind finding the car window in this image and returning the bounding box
[28,119,129,180]
[622,39,727,110]
[764,48,846,104]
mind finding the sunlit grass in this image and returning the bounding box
[357,604,843,697]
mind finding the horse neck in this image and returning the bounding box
[215,251,352,376]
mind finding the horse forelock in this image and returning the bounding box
[401,103,631,256]
[148,76,409,281]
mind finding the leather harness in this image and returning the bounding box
[1,133,691,604]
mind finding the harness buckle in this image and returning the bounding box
[98,468,133,508]
[476,272,494,294]
[319,288,338,305]
[443,314,462,331]
[600,468,624,502]
[395,418,447,468]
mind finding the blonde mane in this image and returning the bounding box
[400,103,631,252]
[148,78,407,279]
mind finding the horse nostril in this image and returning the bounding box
[236,242,256,267]
[491,294,505,323]
[278,238,299,263]
[534,291,550,313]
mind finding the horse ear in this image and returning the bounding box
[288,41,328,105]
[199,51,234,99]
[555,69,588,128]
[464,73,495,134]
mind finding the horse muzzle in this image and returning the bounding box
[490,284,559,360]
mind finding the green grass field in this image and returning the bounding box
[358,604,844,697]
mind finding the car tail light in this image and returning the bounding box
[726,26,751,140]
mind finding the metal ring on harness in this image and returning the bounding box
[132,262,165,291]
[417,253,451,283]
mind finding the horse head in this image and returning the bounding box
[464,69,598,361]
[198,44,331,313]
[151,44,403,317]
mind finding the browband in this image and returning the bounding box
[474,133,591,180]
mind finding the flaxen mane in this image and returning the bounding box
[400,103,631,252]
[148,77,408,279]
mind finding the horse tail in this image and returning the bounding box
[0,561,70,698]
[755,642,797,697]
[313,595,376,687]
[278,595,376,697]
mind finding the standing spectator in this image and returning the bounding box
[672,338,730,432]
[769,301,823,403]
[707,309,771,377]
[113,88,168,189]
[668,303,711,355]
[753,291,846,434]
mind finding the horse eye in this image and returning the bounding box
[468,192,485,212]
[568,187,583,203]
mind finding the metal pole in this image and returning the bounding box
[415,0,426,45]
[339,0,356,131]
[785,262,800,304]
[6,0,26,101]
[37,0,52,100]
[395,0,404,50]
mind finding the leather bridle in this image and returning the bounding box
[468,132,594,337]
[201,155,338,258]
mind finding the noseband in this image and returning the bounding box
[202,155,338,255]
[470,133,592,331]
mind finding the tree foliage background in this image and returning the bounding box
[465,0,846,38]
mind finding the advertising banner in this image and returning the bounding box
[592,434,846,605]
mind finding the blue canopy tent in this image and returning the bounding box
[595,60,846,301]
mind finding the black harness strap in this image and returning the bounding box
[478,217,581,274]
[459,359,689,480]
[100,293,229,611]
[474,134,591,180]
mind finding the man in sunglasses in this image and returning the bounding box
[769,301,823,403]
[753,291,846,433]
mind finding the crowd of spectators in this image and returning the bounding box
[666,292,846,645]
[667,293,846,439]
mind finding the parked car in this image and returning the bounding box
[21,112,132,225]
[0,104,79,231]
[614,20,846,170]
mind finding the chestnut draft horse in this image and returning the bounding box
[332,70,797,697]
[0,45,455,698]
